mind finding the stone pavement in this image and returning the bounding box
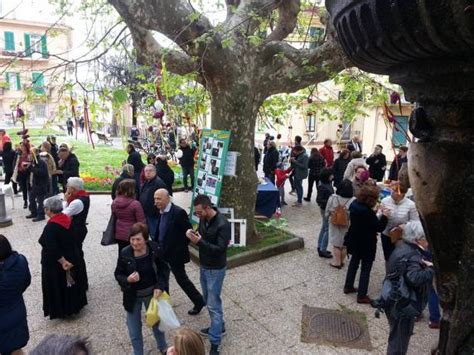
[4,190,439,354]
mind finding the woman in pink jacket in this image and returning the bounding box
[112,179,146,255]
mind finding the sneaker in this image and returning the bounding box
[209,344,220,355]
[200,327,226,337]
[303,197,311,202]
[289,190,296,195]
[357,296,372,304]
[429,321,440,329]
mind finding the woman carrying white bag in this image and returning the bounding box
[115,223,171,355]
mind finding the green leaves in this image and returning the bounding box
[221,38,235,49]
[112,88,128,105]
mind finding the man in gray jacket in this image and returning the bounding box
[290,145,309,206]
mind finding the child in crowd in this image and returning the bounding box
[274,164,292,206]
[167,328,205,355]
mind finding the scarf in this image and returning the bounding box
[48,213,72,229]
[67,190,89,205]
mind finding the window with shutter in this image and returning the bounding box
[6,72,20,90]
[24,33,31,56]
[4,31,15,51]
[41,35,48,58]
[32,72,45,94]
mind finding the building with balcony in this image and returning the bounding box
[0,18,72,125]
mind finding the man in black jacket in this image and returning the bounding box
[26,151,49,221]
[186,195,231,355]
[178,139,196,192]
[139,164,167,238]
[154,189,205,315]
[366,144,387,182]
[55,147,80,192]
[263,141,279,184]
[126,144,144,188]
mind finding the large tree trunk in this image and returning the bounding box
[209,85,263,244]
[408,102,474,354]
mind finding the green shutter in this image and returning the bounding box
[5,73,10,90]
[24,33,31,56]
[41,35,48,58]
[16,73,21,90]
[32,72,45,94]
[4,31,15,51]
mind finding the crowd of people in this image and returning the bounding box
[0,130,229,355]
[0,127,438,355]
[258,133,439,354]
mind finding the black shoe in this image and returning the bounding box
[23,202,27,209]
[32,216,45,222]
[209,344,220,355]
[303,197,311,202]
[200,327,226,337]
[318,250,332,258]
[188,304,205,315]
[26,214,37,219]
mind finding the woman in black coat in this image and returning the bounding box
[2,141,18,194]
[0,235,31,354]
[39,196,87,319]
[343,184,389,303]
[115,223,169,355]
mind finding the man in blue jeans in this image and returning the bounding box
[186,195,231,355]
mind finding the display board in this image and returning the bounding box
[190,129,231,224]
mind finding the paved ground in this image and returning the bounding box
[5,189,439,354]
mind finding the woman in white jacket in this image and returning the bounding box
[325,179,355,269]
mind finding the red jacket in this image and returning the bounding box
[319,146,334,167]
[275,167,292,188]
[112,196,146,241]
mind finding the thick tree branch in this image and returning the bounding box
[123,19,197,78]
[266,0,300,42]
[262,38,350,95]
[224,0,277,34]
[108,0,214,57]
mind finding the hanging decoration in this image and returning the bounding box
[83,98,95,149]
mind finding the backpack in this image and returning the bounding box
[330,198,350,227]
[375,251,420,318]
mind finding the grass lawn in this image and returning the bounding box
[226,220,293,257]
[5,127,183,191]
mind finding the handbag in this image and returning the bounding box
[101,214,117,246]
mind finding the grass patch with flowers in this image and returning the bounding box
[5,127,183,192]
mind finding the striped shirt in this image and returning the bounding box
[380,196,419,235]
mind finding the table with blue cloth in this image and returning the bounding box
[255,179,279,218]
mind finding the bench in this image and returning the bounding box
[96,132,113,145]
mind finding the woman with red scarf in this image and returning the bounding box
[39,196,87,319]
[63,177,90,290]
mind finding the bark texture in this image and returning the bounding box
[107,0,347,240]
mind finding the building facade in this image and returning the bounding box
[0,18,72,125]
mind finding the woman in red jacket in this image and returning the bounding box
[112,179,146,255]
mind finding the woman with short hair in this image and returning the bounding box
[39,196,88,319]
[343,184,389,303]
[115,222,170,355]
[112,179,146,255]
[0,235,31,355]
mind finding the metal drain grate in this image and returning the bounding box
[309,312,362,343]
[301,305,372,350]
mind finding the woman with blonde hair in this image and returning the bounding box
[167,328,205,355]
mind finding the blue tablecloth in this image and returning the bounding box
[256,179,279,218]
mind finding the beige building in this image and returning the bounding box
[0,19,72,124]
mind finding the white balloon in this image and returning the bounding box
[175,149,183,159]
[154,100,163,111]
